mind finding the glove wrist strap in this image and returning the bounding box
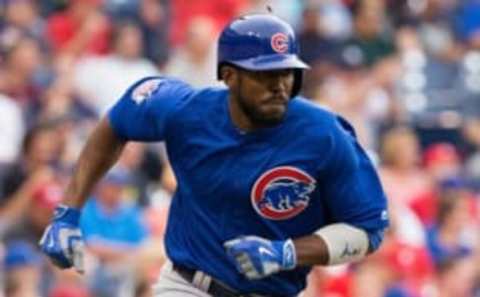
[53,204,81,225]
[282,239,297,270]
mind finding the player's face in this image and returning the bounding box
[235,68,295,127]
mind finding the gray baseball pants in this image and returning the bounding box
[152,261,212,297]
[152,261,301,297]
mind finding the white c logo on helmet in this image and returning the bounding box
[271,33,289,54]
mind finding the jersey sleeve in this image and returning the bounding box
[320,116,389,235]
[108,76,194,141]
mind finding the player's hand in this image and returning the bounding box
[39,204,85,273]
[224,236,296,279]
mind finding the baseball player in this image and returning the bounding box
[40,14,389,297]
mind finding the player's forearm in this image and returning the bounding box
[294,223,374,267]
[293,235,329,266]
[63,117,125,209]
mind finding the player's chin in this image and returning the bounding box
[265,104,286,117]
[258,107,286,125]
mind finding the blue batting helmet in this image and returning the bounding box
[217,14,310,97]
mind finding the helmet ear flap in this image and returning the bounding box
[291,69,303,98]
[217,62,224,80]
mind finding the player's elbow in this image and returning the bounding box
[366,228,386,254]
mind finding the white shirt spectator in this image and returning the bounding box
[164,16,222,88]
[165,46,219,88]
[73,54,159,115]
[73,21,160,115]
[0,94,25,164]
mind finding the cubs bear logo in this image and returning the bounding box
[270,33,289,54]
[251,166,316,220]
[131,78,163,103]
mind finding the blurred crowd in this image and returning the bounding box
[0,0,480,296]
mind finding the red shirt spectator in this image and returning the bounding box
[170,0,248,46]
[46,0,110,56]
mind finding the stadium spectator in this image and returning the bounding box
[80,169,148,258]
[0,29,44,108]
[297,5,343,66]
[164,16,219,87]
[433,254,478,297]
[1,0,44,41]
[35,77,97,124]
[80,169,149,297]
[379,127,433,205]
[2,241,43,297]
[46,0,111,58]
[169,0,246,46]
[423,143,462,182]
[138,0,170,67]
[426,186,476,265]
[73,20,159,115]
[49,285,91,297]
[0,94,24,164]
[0,124,60,234]
[2,176,62,248]
[463,118,480,188]
[341,0,395,68]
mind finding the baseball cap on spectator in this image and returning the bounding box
[439,176,469,190]
[102,168,130,185]
[2,0,34,4]
[0,26,23,58]
[50,285,90,297]
[3,0,36,13]
[333,44,368,70]
[32,181,63,210]
[0,25,41,56]
[423,143,460,168]
[3,240,42,271]
[383,241,434,280]
[69,0,102,6]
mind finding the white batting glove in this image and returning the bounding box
[39,204,84,273]
[224,236,296,279]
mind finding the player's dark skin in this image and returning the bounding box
[222,66,293,131]
[63,66,331,267]
[222,65,330,265]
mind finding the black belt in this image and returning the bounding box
[173,264,285,297]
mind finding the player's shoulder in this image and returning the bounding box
[289,96,357,138]
[289,97,338,126]
[122,76,229,113]
[125,76,194,103]
[186,85,228,102]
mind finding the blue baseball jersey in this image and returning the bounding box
[108,77,389,296]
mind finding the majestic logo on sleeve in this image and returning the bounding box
[271,33,289,54]
[251,166,316,220]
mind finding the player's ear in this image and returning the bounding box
[221,65,238,88]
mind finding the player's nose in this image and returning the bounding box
[268,72,291,94]
[268,78,285,94]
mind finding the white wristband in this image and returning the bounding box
[315,223,369,265]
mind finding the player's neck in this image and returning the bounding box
[228,95,257,132]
